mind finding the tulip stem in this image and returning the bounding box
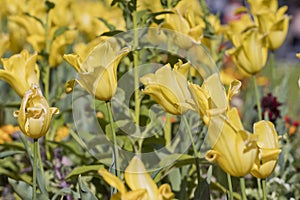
[257,178,262,199]
[33,139,38,200]
[133,11,140,126]
[164,113,172,147]
[182,116,201,185]
[106,101,120,178]
[269,51,275,91]
[253,76,262,121]
[240,177,247,200]
[227,173,234,200]
[262,179,267,200]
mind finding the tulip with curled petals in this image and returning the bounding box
[13,85,59,139]
[98,156,174,200]
[64,39,130,101]
[0,50,39,97]
[140,61,192,115]
[255,6,290,51]
[205,108,258,177]
[226,28,268,76]
[250,121,281,179]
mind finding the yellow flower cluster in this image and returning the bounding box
[140,61,281,179]
[0,0,125,66]
[226,0,290,76]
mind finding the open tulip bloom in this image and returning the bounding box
[0,50,40,97]
[65,39,130,101]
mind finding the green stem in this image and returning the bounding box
[240,177,247,200]
[133,11,140,126]
[182,116,201,183]
[164,113,172,147]
[33,139,38,200]
[257,178,262,199]
[262,179,267,200]
[106,101,120,178]
[253,76,262,121]
[227,173,234,200]
[269,51,275,91]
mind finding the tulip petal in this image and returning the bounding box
[125,156,158,200]
[98,168,127,194]
[122,189,148,200]
[158,184,174,200]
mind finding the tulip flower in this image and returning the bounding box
[255,6,290,50]
[226,28,268,75]
[205,108,258,177]
[188,73,230,125]
[248,0,278,14]
[13,84,59,139]
[250,121,281,179]
[0,50,40,97]
[140,61,192,115]
[98,156,174,200]
[65,39,130,101]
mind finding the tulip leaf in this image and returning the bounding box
[98,18,116,31]
[100,30,124,37]
[194,167,212,200]
[53,26,68,39]
[8,178,32,200]
[51,188,80,200]
[8,178,49,200]
[18,133,49,197]
[24,13,44,27]
[0,150,24,158]
[66,165,103,179]
[78,175,98,200]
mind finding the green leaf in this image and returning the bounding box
[18,133,48,197]
[0,150,24,158]
[78,175,98,200]
[98,18,116,31]
[8,178,32,200]
[51,188,80,200]
[100,30,124,37]
[53,26,68,38]
[66,165,103,179]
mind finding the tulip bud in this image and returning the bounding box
[14,85,59,139]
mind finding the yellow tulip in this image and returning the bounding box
[226,28,268,75]
[248,0,278,14]
[206,108,258,177]
[255,6,290,50]
[49,29,77,67]
[140,61,192,115]
[250,121,281,179]
[65,39,130,101]
[188,73,228,125]
[0,50,40,97]
[13,85,59,139]
[98,156,174,200]
[71,0,125,40]
[226,14,256,42]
